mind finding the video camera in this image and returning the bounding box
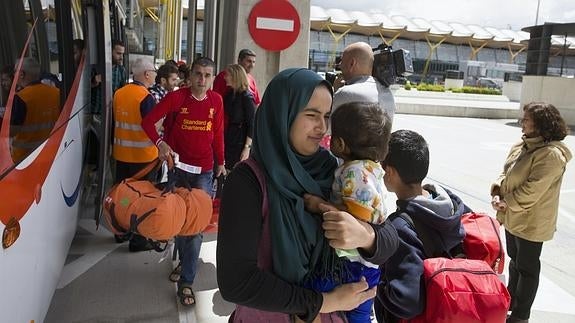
[325,44,413,88]
[372,43,413,87]
[325,56,342,86]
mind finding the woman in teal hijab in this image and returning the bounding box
[217,68,377,322]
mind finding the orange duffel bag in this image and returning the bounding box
[103,160,187,241]
[174,187,213,236]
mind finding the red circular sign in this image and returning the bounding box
[248,0,301,51]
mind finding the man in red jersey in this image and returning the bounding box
[142,56,225,306]
[213,49,261,106]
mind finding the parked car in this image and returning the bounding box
[477,78,501,89]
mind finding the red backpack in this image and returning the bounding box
[403,258,510,323]
[396,213,510,323]
[461,212,505,274]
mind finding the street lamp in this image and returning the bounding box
[535,0,541,25]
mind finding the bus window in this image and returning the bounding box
[8,1,61,165]
[0,0,79,176]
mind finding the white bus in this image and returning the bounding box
[0,0,121,321]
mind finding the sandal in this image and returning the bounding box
[178,285,196,306]
[169,263,182,282]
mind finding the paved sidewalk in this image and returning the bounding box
[47,112,575,323]
[393,88,520,119]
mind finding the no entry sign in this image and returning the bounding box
[248,0,301,51]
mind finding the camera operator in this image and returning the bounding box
[333,42,396,122]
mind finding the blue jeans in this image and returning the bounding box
[307,260,380,323]
[169,168,213,286]
[344,262,380,323]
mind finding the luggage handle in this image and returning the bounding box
[127,159,160,182]
[161,154,193,194]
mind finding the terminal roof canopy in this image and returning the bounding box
[309,5,574,54]
[139,2,574,55]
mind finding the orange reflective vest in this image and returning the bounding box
[113,83,157,163]
[11,83,60,162]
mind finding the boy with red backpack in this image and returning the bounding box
[374,129,469,322]
[373,129,509,323]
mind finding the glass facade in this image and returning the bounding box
[305,30,575,83]
[140,20,574,80]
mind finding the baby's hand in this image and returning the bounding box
[304,194,327,214]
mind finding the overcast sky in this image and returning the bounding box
[310,0,575,31]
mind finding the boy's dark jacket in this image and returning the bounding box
[371,184,469,320]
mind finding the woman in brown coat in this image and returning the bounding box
[491,102,572,323]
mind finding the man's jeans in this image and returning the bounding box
[169,168,213,286]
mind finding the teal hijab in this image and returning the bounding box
[251,68,339,284]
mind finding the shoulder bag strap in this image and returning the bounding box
[242,158,272,270]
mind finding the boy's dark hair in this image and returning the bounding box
[191,57,215,71]
[155,63,179,84]
[383,129,429,185]
[238,48,256,60]
[331,102,391,161]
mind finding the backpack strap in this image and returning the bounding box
[393,212,436,259]
[396,211,466,260]
[242,158,272,270]
[107,202,131,240]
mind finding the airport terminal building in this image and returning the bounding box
[137,1,574,122]
[307,6,575,85]
[140,3,574,87]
